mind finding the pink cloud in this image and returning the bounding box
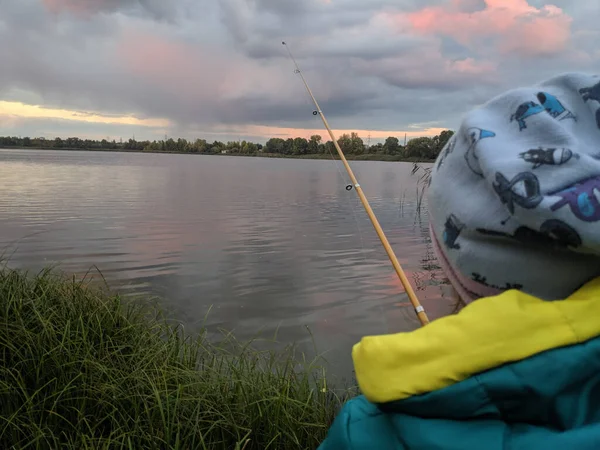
[42,0,96,16]
[393,0,572,57]
[116,30,247,108]
[115,30,295,109]
[448,57,496,75]
[116,31,221,101]
[351,43,499,90]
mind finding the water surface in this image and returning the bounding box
[0,149,454,380]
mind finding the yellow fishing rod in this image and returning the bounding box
[282,41,429,326]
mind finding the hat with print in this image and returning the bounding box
[428,72,600,303]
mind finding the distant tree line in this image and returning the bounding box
[0,130,454,161]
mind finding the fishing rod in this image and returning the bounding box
[282,41,429,326]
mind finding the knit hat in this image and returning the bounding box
[428,72,600,303]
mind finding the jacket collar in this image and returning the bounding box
[353,276,600,404]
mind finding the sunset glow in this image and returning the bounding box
[0,1,595,141]
[0,101,170,128]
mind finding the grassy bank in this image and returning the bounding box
[0,266,357,449]
[2,146,435,163]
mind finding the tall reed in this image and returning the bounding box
[0,266,357,450]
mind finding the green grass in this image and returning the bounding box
[0,266,357,449]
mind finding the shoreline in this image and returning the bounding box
[1,146,436,164]
[0,265,358,449]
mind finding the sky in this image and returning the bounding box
[0,0,598,144]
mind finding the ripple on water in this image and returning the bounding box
[0,149,453,380]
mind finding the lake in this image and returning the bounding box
[0,148,454,381]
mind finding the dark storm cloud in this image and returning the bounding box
[41,0,175,20]
[0,0,598,141]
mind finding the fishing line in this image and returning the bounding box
[282,41,429,326]
[287,52,372,274]
[301,80,387,328]
[294,64,367,251]
[321,123,372,280]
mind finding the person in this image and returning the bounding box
[318,72,600,449]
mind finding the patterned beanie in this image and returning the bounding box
[427,72,600,303]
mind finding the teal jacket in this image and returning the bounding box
[319,277,600,449]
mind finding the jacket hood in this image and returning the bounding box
[318,277,600,450]
[353,276,600,405]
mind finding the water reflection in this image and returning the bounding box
[0,149,452,380]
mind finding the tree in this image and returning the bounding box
[368,143,383,154]
[308,135,321,154]
[284,138,294,155]
[337,134,352,154]
[144,141,161,152]
[32,137,45,148]
[292,137,309,155]
[0,128,454,162]
[164,138,176,152]
[405,137,436,159]
[191,139,207,153]
[383,137,400,155]
[176,138,189,152]
[432,130,454,155]
[265,138,286,154]
[323,141,335,155]
[124,138,138,150]
[348,132,364,155]
[225,141,240,153]
[241,141,258,154]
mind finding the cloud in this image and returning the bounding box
[41,0,173,20]
[113,29,313,125]
[352,49,498,91]
[394,0,573,57]
[0,100,170,128]
[0,0,597,142]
